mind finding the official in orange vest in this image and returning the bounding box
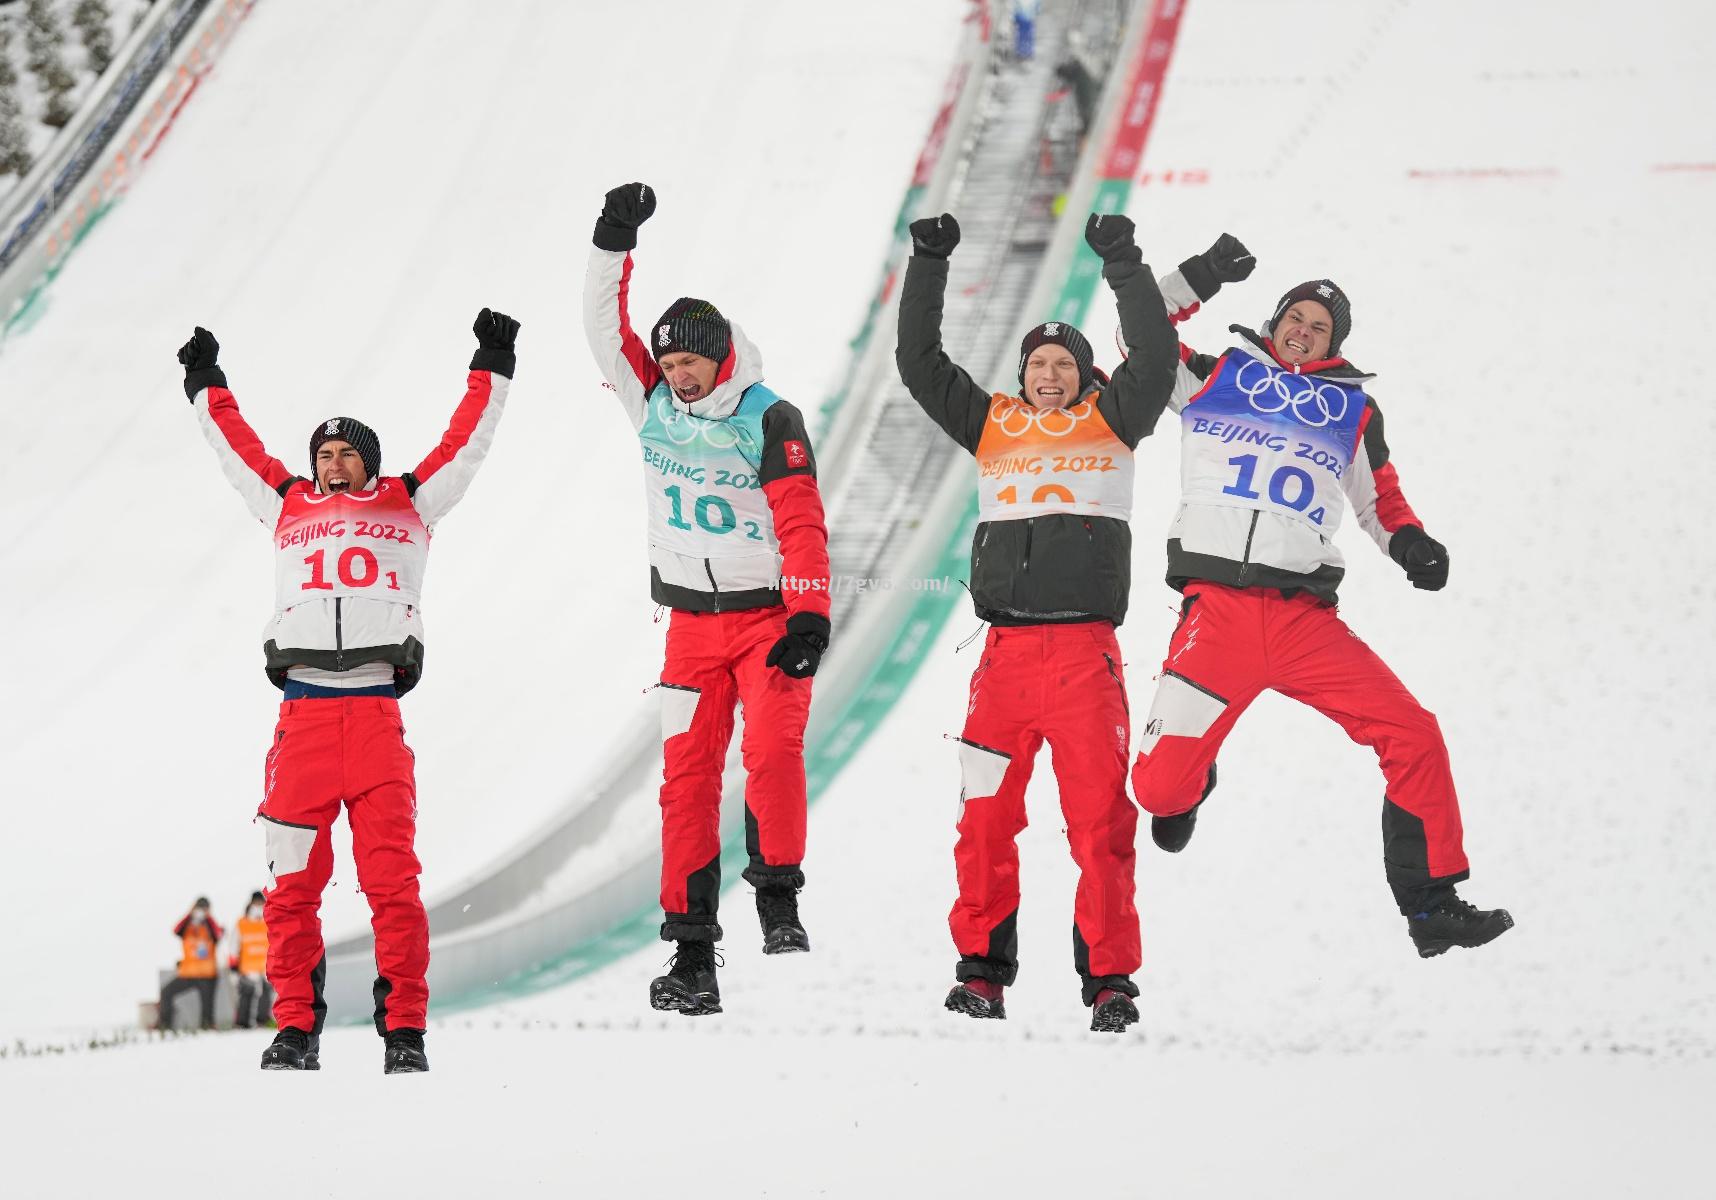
[157,897,223,1030]
[229,890,272,1029]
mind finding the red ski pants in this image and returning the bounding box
[656,606,812,941]
[1130,582,1470,911]
[952,622,1139,999]
[258,697,428,1035]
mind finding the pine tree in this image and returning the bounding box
[24,0,77,129]
[0,19,30,178]
[73,0,113,75]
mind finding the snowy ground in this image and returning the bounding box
[3,0,1716,1196]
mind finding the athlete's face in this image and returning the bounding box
[1271,301,1334,365]
[316,441,367,493]
[1023,346,1082,410]
[658,351,720,404]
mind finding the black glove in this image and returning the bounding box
[908,213,960,260]
[593,182,656,252]
[1389,525,1450,591]
[1084,212,1139,262]
[1177,232,1256,302]
[470,307,521,376]
[765,613,831,679]
[177,326,226,400]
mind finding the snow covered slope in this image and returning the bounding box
[3,0,1715,1195]
[0,0,967,1034]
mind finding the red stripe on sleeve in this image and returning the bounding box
[1168,299,1201,326]
[205,387,295,490]
[410,371,493,486]
[762,474,832,620]
[1372,461,1420,533]
[617,254,663,393]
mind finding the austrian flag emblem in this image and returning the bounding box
[784,440,809,469]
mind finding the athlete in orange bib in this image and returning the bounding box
[895,212,1205,1032]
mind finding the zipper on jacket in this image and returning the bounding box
[1022,518,1035,572]
[704,559,721,612]
[334,597,344,670]
[1236,511,1260,587]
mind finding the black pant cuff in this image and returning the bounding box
[956,957,1018,987]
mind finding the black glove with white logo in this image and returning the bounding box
[1178,232,1256,302]
[908,213,961,260]
[1389,525,1450,591]
[470,307,521,377]
[1084,213,1140,263]
[177,326,226,401]
[766,613,832,679]
[593,182,657,252]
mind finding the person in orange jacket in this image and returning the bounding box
[228,891,271,1029]
[158,898,222,1030]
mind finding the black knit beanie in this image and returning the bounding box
[1268,280,1352,356]
[1018,321,1095,396]
[309,417,382,488]
[652,297,732,364]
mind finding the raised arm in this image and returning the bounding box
[406,308,517,527]
[181,327,298,527]
[1153,233,1257,411]
[893,214,992,454]
[1083,214,1178,448]
[582,182,661,431]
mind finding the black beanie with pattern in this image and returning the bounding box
[651,297,732,364]
[1017,321,1096,397]
[309,417,381,488]
[1268,280,1353,356]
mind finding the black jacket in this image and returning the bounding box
[894,249,1177,626]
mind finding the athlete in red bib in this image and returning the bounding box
[181,309,518,1072]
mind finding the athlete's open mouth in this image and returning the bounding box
[326,479,351,493]
[675,384,705,402]
[1285,338,1310,356]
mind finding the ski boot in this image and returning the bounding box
[944,977,1006,1020]
[259,1027,320,1071]
[756,886,810,955]
[650,940,723,1015]
[382,1028,430,1074]
[1151,762,1217,853]
[1089,988,1140,1033]
[1408,892,1514,958]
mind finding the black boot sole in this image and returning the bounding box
[1412,910,1515,958]
[762,927,810,955]
[944,987,1005,1021]
[650,979,723,1016]
[259,1054,318,1072]
[1090,998,1140,1033]
[384,1059,430,1075]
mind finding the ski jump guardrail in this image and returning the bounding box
[0,0,255,339]
[314,0,1172,1021]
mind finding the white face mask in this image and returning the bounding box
[247,906,263,920]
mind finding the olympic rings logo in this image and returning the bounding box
[1233,358,1350,428]
[649,391,740,448]
[990,397,1091,439]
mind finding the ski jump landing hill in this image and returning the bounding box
[3,0,1715,1195]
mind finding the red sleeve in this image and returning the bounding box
[410,371,495,487]
[763,474,832,620]
[1355,405,1421,534]
[615,253,663,393]
[205,387,296,492]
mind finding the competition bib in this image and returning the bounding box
[974,394,1135,521]
[1180,353,1366,533]
[638,386,780,558]
[272,479,429,610]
